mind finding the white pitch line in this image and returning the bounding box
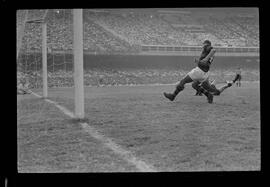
[81,123,156,172]
[29,90,42,98]
[29,91,157,172]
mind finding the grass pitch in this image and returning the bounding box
[17,82,260,172]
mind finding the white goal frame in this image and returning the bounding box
[73,9,85,119]
[21,9,85,119]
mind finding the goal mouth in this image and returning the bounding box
[17,9,85,118]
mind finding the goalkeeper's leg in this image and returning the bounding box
[216,81,233,95]
[216,73,241,94]
[201,72,242,96]
[201,79,231,96]
[192,80,214,103]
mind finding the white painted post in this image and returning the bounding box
[42,22,48,98]
[73,9,85,119]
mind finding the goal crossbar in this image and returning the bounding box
[26,19,44,24]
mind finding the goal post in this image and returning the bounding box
[73,9,85,119]
[23,19,48,98]
[17,9,85,119]
[42,22,48,98]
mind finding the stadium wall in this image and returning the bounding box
[138,51,259,56]
[139,46,259,57]
[82,55,259,70]
[20,53,259,71]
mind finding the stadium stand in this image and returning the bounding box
[17,9,259,89]
[18,9,259,53]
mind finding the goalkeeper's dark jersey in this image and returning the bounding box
[198,46,214,72]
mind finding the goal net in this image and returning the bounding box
[17,9,84,118]
[17,9,73,89]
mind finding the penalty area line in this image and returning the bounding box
[29,90,157,172]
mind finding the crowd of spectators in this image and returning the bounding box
[90,11,194,46]
[18,10,48,52]
[228,16,259,46]
[90,10,259,47]
[17,67,259,91]
[198,15,259,47]
[17,9,259,94]
[17,9,259,54]
[83,16,136,53]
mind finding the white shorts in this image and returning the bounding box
[187,67,209,82]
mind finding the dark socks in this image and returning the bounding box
[173,85,184,96]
